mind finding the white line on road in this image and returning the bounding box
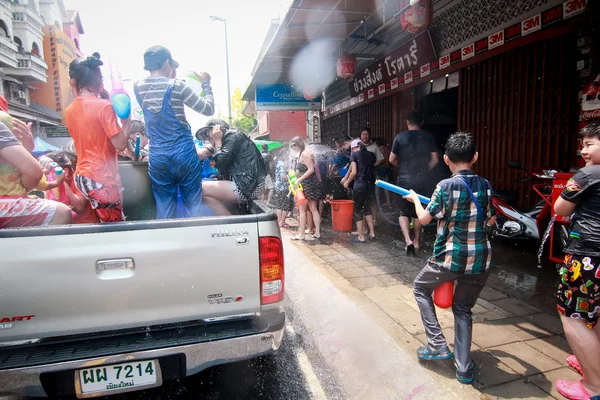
[286,324,328,400]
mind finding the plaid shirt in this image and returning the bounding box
[426,170,494,274]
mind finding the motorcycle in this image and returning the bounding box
[491,161,569,249]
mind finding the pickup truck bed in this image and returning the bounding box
[0,162,285,398]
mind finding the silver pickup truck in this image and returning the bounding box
[0,162,285,398]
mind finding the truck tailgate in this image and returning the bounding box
[0,221,261,342]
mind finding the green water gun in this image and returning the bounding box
[288,170,307,204]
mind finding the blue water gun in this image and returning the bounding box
[375,180,430,204]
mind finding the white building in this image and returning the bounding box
[0,0,78,128]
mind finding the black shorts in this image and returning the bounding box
[352,186,374,222]
[395,181,431,218]
[557,254,600,329]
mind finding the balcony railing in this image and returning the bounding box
[0,34,18,68]
[12,4,43,32]
[16,53,47,74]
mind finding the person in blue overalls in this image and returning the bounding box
[134,45,215,219]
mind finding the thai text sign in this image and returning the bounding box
[348,31,436,97]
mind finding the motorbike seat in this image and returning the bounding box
[494,190,518,204]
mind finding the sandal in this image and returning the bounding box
[279,223,292,229]
[555,379,596,400]
[567,355,583,376]
[290,236,305,241]
[311,234,321,240]
[352,237,367,243]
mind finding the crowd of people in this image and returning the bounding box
[0,45,271,228]
[0,43,598,398]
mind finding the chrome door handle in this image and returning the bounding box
[96,258,135,280]
[237,238,249,245]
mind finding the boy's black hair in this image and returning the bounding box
[445,131,476,163]
[362,127,372,135]
[407,110,424,127]
[580,120,600,140]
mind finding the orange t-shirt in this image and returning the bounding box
[65,96,122,187]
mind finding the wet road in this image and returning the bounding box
[38,305,339,400]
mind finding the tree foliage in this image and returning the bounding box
[224,87,256,135]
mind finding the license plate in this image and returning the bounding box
[75,360,162,398]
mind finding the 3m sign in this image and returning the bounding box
[420,63,430,77]
[563,0,586,19]
[461,43,475,61]
[522,14,541,36]
[404,71,413,84]
[439,54,450,70]
[488,30,504,50]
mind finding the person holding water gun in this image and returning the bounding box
[66,53,132,223]
[0,122,72,228]
[134,45,214,219]
[403,132,495,385]
[40,152,99,224]
[288,136,323,240]
[120,121,149,162]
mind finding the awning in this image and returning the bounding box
[243,0,423,104]
[33,136,60,153]
[253,140,283,152]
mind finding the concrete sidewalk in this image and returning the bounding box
[283,233,475,400]
[284,226,578,400]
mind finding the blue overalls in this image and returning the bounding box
[135,83,202,219]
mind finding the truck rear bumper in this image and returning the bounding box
[0,318,285,397]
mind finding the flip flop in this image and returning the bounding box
[567,355,583,376]
[352,237,367,243]
[290,236,304,241]
[555,379,596,400]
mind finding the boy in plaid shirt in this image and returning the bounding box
[404,132,496,384]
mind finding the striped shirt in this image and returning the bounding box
[426,170,494,274]
[135,77,214,123]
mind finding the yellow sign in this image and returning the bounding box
[30,26,78,121]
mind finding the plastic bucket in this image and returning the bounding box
[330,200,354,232]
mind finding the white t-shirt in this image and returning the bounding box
[365,142,384,162]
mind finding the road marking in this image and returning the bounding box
[286,324,328,400]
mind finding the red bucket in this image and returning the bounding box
[330,200,354,232]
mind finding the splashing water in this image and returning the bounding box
[307,144,336,165]
[537,214,558,268]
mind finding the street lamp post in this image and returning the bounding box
[210,15,232,128]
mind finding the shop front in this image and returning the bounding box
[322,0,594,207]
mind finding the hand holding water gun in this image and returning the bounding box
[110,62,131,120]
[288,170,307,205]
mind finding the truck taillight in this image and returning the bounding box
[259,236,284,305]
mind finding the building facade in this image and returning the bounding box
[0,0,83,137]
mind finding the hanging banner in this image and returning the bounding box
[255,84,321,111]
[347,30,436,97]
